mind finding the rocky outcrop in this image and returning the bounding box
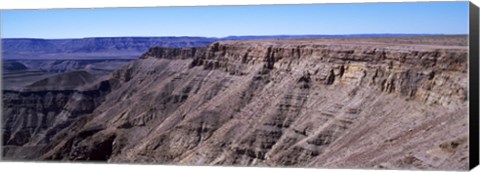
[142,39,467,107]
[140,47,207,60]
[2,36,469,170]
[2,73,113,159]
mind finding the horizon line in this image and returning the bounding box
[0,33,468,40]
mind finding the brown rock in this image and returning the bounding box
[2,36,469,170]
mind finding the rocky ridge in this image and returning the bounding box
[2,36,469,170]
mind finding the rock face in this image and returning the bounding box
[2,36,469,170]
[2,76,113,159]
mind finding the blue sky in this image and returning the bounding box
[0,2,469,39]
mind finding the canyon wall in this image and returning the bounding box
[2,74,115,159]
[2,36,469,170]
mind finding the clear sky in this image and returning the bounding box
[0,2,469,39]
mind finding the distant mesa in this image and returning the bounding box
[1,37,219,60]
[1,34,454,60]
[2,61,28,71]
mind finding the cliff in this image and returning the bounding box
[141,38,468,107]
[2,36,469,170]
[2,72,114,158]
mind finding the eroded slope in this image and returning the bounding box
[2,36,469,170]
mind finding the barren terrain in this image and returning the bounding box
[2,36,469,170]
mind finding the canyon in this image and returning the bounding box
[1,36,469,170]
[1,37,219,90]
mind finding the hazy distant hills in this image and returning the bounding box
[220,33,448,40]
[1,34,451,60]
[1,37,218,59]
[0,34,462,89]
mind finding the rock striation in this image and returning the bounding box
[2,36,469,170]
[2,72,114,159]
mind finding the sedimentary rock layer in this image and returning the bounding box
[2,36,469,170]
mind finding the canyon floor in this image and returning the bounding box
[1,36,470,170]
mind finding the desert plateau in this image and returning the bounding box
[1,35,470,170]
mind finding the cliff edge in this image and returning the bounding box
[2,36,469,170]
